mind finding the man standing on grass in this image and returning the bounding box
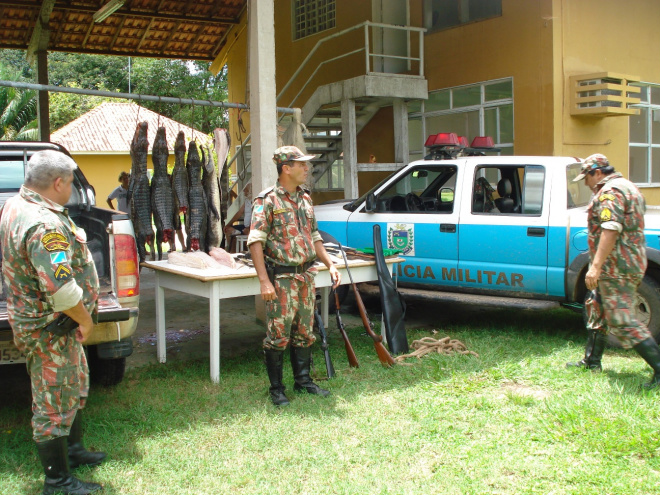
[567,153,660,388]
[0,150,105,494]
[248,146,341,406]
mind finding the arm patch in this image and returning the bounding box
[42,232,70,252]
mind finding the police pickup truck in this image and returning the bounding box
[315,134,660,341]
[0,142,140,385]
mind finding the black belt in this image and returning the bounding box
[272,261,315,275]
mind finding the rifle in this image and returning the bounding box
[334,289,359,368]
[337,244,395,367]
[314,296,335,378]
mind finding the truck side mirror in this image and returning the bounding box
[365,193,376,212]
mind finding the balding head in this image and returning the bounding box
[25,150,78,191]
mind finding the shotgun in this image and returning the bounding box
[334,289,360,368]
[314,297,335,378]
[337,244,395,367]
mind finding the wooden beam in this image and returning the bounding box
[36,50,50,141]
[27,0,57,64]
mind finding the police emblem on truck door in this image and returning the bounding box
[387,223,415,256]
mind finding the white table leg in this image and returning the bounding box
[209,282,221,383]
[155,272,167,363]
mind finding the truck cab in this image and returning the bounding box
[315,134,660,340]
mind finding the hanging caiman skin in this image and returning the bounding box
[150,127,174,260]
[214,128,231,241]
[202,145,222,250]
[185,141,208,252]
[172,131,189,216]
[129,121,153,264]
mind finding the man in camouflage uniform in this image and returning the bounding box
[248,146,341,406]
[567,153,660,388]
[0,150,104,494]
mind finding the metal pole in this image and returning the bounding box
[0,79,296,114]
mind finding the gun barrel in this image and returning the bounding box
[334,291,359,368]
[352,285,395,367]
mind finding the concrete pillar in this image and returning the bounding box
[341,98,358,198]
[393,99,409,165]
[248,0,278,194]
[36,50,50,142]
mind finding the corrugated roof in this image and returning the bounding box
[0,1,246,61]
[51,102,211,153]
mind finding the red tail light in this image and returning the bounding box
[114,234,139,298]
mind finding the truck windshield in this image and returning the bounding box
[0,159,25,192]
[566,162,592,208]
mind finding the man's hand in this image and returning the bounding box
[76,321,94,343]
[585,265,601,290]
[329,264,341,289]
[260,279,277,301]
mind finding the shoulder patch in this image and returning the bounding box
[599,193,616,202]
[42,232,70,252]
[50,251,68,265]
[256,186,275,199]
[600,207,612,221]
[254,204,264,214]
[54,264,72,281]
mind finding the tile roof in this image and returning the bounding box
[51,102,212,153]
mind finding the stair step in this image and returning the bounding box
[306,123,343,130]
[306,146,336,152]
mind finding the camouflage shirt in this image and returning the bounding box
[247,182,323,266]
[0,186,99,351]
[588,172,647,279]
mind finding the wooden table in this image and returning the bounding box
[141,257,402,383]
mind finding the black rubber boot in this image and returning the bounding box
[37,437,102,495]
[290,346,330,397]
[633,338,660,389]
[566,330,607,371]
[68,412,107,469]
[264,349,290,406]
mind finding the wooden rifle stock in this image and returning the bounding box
[351,284,395,367]
[334,290,360,368]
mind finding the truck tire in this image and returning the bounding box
[87,346,126,387]
[583,276,660,347]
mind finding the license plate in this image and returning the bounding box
[0,339,26,364]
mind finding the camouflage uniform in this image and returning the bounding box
[0,186,99,441]
[249,182,323,350]
[586,172,651,348]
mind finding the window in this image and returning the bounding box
[316,158,344,190]
[408,79,514,162]
[293,0,336,40]
[629,83,660,185]
[0,159,25,192]
[566,162,592,209]
[471,165,544,215]
[424,0,502,32]
[372,165,457,214]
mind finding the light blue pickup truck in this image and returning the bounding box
[315,149,660,340]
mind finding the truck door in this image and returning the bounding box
[346,163,461,288]
[458,164,549,294]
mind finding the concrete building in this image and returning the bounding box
[212,0,660,204]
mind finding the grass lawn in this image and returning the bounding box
[2,306,660,494]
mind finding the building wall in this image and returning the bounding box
[73,153,174,210]
[555,0,660,204]
[219,0,660,202]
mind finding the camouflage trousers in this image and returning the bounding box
[586,275,652,349]
[26,331,89,441]
[264,272,316,350]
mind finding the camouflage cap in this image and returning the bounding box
[272,146,316,166]
[573,153,611,182]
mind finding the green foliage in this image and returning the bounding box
[0,61,37,141]
[0,50,228,135]
[3,307,660,493]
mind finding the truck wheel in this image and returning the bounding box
[87,346,126,387]
[585,276,660,348]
